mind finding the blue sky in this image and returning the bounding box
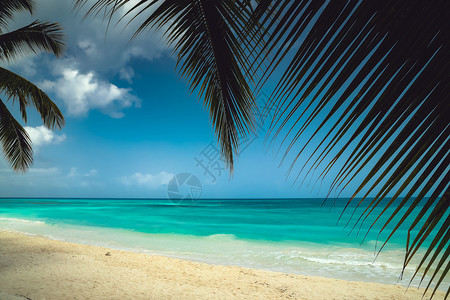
[0,0,367,199]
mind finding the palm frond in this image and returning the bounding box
[0,1,65,173]
[253,0,450,295]
[0,20,65,62]
[0,67,64,129]
[0,98,32,172]
[0,0,34,29]
[74,0,258,171]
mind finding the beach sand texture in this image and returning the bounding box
[0,230,445,300]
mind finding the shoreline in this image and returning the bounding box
[1,199,438,289]
[0,230,445,300]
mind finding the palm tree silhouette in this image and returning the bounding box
[0,0,65,172]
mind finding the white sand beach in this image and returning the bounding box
[0,230,445,300]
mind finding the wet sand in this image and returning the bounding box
[0,230,444,300]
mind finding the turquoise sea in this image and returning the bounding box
[0,198,448,290]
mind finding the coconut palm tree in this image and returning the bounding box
[0,0,65,172]
[74,0,449,296]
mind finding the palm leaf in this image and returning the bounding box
[0,1,65,173]
[0,98,32,172]
[0,20,64,62]
[0,0,33,29]
[0,67,64,129]
[74,0,259,171]
[252,0,449,295]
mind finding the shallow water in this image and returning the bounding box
[0,198,447,290]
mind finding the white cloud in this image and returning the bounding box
[6,54,37,77]
[119,67,135,83]
[66,167,100,188]
[78,39,98,57]
[68,167,97,178]
[84,169,98,177]
[5,0,168,98]
[72,2,168,74]
[24,126,66,147]
[40,65,139,118]
[121,171,174,188]
[45,0,167,76]
[68,167,78,177]
[28,167,59,174]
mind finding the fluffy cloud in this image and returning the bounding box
[4,0,166,118]
[40,65,139,118]
[67,167,99,188]
[119,67,135,84]
[121,172,174,188]
[84,169,98,177]
[68,167,78,177]
[68,167,97,178]
[6,0,168,80]
[24,126,66,147]
[6,54,37,77]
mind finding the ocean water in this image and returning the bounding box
[0,198,448,290]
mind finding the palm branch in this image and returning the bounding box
[0,67,64,129]
[251,0,449,296]
[74,0,259,171]
[0,98,32,172]
[0,20,64,61]
[0,0,65,172]
[0,0,33,28]
[0,0,64,61]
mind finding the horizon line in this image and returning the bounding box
[0,196,401,200]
